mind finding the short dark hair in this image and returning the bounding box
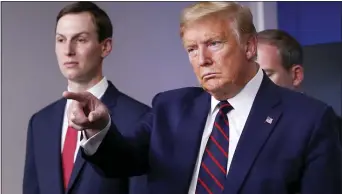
[257,29,303,70]
[56,1,113,42]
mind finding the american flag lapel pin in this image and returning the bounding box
[265,116,273,124]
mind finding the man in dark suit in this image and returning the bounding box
[64,2,342,194]
[23,2,149,194]
[256,29,342,143]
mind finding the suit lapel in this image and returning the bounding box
[66,150,86,193]
[98,81,120,109]
[224,77,283,194]
[40,99,66,194]
[66,81,119,192]
[173,90,211,193]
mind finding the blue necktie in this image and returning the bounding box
[196,101,233,194]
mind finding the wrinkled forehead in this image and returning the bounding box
[56,12,97,36]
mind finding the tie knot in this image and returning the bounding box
[218,101,233,115]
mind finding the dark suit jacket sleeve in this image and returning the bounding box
[23,115,40,194]
[82,94,160,179]
[301,107,342,194]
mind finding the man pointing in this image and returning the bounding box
[64,2,342,194]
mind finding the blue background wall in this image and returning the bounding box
[277,2,342,46]
[277,2,342,116]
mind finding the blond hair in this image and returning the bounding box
[180,2,256,42]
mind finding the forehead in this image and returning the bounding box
[182,16,233,44]
[56,12,96,35]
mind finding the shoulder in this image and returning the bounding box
[30,98,66,123]
[278,86,330,115]
[107,90,151,134]
[108,88,151,126]
[115,91,151,113]
[106,81,150,113]
[151,87,205,106]
[274,86,338,133]
[26,98,65,137]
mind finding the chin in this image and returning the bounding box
[201,79,234,100]
[201,82,221,94]
[63,72,83,82]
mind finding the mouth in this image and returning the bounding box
[64,61,79,68]
[202,73,218,80]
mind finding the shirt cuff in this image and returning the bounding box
[80,115,111,156]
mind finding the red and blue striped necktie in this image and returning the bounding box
[196,100,233,194]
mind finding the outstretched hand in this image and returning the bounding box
[63,91,110,136]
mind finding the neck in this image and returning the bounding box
[212,62,258,100]
[68,75,103,93]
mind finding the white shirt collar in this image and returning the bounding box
[210,66,264,115]
[67,77,109,99]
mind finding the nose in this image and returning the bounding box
[198,47,212,66]
[64,41,76,57]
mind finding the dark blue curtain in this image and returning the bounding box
[277,2,342,46]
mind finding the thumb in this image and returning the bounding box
[88,111,100,122]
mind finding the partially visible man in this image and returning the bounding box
[64,2,341,194]
[256,29,304,91]
[23,2,149,194]
[257,29,342,143]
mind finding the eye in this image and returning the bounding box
[187,47,198,57]
[210,41,220,46]
[76,37,87,43]
[266,72,274,77]
[208,41,223,50]
[56,37,65,43]
[187,48,194,53]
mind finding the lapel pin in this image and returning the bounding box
[265,116,273,124]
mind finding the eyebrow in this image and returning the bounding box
[183,36,226,46]
[203,37,224,44]
[264,69,275,74]
[56,32,91,37]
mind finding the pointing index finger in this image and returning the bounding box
[63,91,88,103]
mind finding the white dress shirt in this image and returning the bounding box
[80,68,264,194]
[61,77,108,161]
